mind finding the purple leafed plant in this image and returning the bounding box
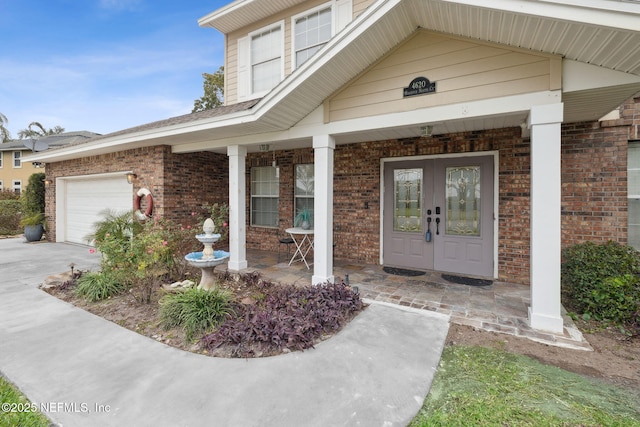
[200,280,365,357]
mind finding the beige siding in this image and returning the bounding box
[353,0,375,16]
[225,0,342,105]
[327,31,561,122]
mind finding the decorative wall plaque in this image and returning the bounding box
[403,77,436,97]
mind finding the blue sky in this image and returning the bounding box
[0,0,228,138]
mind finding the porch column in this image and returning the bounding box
[312,135,335,285]
[227,145,248,271]
[528,103,564,333]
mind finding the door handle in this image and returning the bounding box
[435,217,440,235]
[426,217,432,242]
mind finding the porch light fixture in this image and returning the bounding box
[43,179,52,186]
[259,144,270,151]
[32,161,44,168]
[126,172,137,184]
[420,125,433,137]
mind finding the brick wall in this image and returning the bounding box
[45,146,227,239]
[560,96,639,249]
[44,96,640,285]
[244,128,531,283]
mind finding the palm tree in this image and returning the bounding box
[17,121,65,139]
[0,113,10,143]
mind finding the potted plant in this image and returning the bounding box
[20,172,46,242]
[20,212,46,242]
[294,208,313,230]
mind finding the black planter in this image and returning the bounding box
[24,224,44,242]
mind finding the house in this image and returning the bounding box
[0,131,99,194]
[26,0,640,334]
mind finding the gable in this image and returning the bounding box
[326,30,561,123]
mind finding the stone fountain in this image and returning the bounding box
[184,218,230,290]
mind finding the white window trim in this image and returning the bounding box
[0,152,3,168]
[237,20,285,101]
[291,1,333,70]
[250,166,280,227]
[12,180,21,194]
[13,151,21,168]
[0,180,3,189]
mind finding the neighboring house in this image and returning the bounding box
[26,0,640,334]
[0,131,99,194]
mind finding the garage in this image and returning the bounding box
[60,174,132,245]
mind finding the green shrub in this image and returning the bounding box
[0,189,20,200]
[561,241,640,326]
[74,271,125,302]
[585,274,640,324]
[20,172,45,217]
[159,287,234,341]
[0,199,22,235]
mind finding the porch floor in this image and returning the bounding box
[242,249,592,351]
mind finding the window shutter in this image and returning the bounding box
[334,0,352,34]
[237,36,250,101]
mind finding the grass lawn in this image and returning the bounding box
[410,346,640,426]
[0,375,49,427]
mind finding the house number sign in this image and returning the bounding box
[403,76,436,97]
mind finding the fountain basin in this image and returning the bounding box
[185,250,230,290]
[195,233,221,244]
[185,250,230,268]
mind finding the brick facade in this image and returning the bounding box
[245,127,531,283]
[560,96,639,249]
[45,146,227,239]
[44,96,640,285]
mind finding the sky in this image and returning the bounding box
[0,0,229,139]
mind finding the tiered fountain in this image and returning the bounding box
[184,218,230,290]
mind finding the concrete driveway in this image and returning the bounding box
[0,237,449,427]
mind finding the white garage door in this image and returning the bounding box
[65,176,132,244]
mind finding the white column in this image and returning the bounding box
[227,145,248,271]
[528,103,564,333]
[312,135,335,285]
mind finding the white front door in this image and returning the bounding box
[383,155,494,277]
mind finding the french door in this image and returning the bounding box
[383,156,494,277]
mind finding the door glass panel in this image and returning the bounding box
[445,166,480,236]
[394,169,422,232]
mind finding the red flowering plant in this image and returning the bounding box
[85,206,227,304]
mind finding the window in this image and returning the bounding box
[295,164,314,225]
[12,180,21,195]
[628,142,640,249]
[13,151,21,168]
[251,24,283,95]
[0,180,3,190]
[293,5,332,68]
[237,22,284,101]
[0,152,3,168]
[251,166,279,227]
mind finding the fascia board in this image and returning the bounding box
[438,0,640,31]
[25,108,259,163]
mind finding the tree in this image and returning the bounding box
[0,113,10,143]
[18,121,65,139]
[192,66,224,113]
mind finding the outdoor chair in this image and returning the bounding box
[278,233,295,262]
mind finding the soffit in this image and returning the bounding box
[199,0,308,33]
[28,0,640,162]
[256,0,640,130]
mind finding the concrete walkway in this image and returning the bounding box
[0,238,449,427]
